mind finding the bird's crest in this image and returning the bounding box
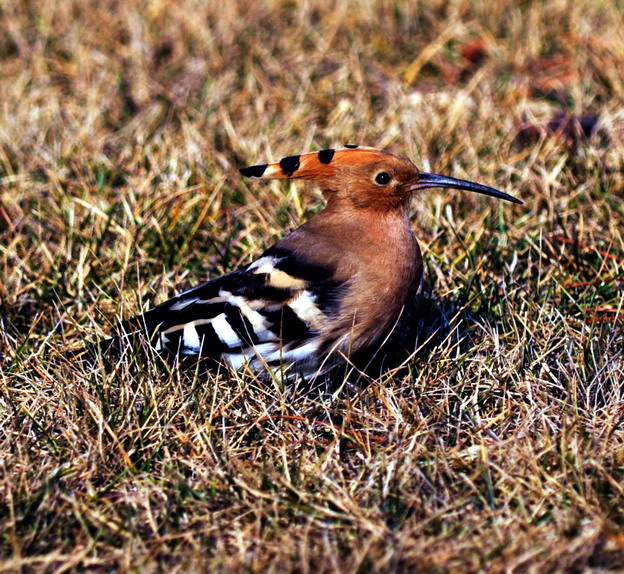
[239,145,522,207]
[239,145,387,180]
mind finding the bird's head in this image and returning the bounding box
[240,146,522,212]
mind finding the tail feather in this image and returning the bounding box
[63,242,347,378]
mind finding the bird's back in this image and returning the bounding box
[116,237,349,378]
[114,208,421,380]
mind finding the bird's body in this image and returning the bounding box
[95,146,521,380]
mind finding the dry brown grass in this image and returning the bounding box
[1,0,624,571]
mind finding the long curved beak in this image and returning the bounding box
[411,172,523,204]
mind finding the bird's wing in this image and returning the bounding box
[118,246,347,374]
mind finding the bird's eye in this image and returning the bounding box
[375,172,391,185]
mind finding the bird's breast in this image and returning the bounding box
[318,227,422,352]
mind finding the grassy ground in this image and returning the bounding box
[1,0,624,571]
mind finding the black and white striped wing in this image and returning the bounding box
[120,247,345,375]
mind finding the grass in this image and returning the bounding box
[1,0,624,571]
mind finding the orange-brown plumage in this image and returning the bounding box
[85,146,521,381]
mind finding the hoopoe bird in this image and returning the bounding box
[94,146,521,380]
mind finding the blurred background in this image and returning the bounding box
[2,0,620,172]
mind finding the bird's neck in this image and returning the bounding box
[306,202,416,256]
[284,203,421,292]
[273,204,422,355]
[296,204,422,350]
